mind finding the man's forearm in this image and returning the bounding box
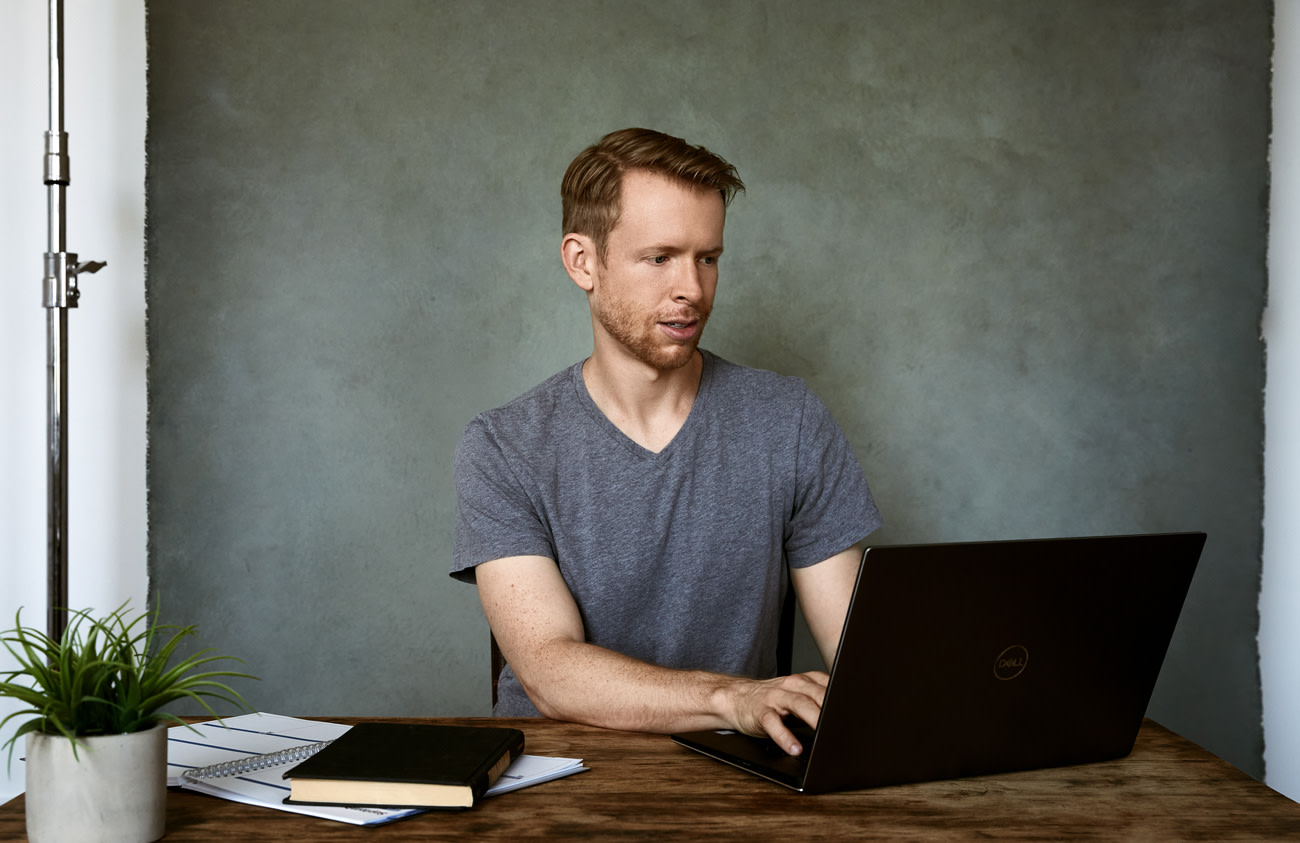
[515,636,744,733]
[513,637,828,756]
[476,554,827,754]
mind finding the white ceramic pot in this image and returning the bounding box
[24,723,167,843]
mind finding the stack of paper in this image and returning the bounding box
[166,712,586,826]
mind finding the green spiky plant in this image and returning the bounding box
[0,603,256,765]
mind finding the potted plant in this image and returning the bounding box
[1,603,254,843]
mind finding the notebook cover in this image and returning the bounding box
[281,723,524,807]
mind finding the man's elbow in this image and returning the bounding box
[515,672,576,722]
[508,642,582,722]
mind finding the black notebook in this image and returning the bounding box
[283,722,525,809]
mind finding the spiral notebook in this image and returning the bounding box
[167,713,586,826]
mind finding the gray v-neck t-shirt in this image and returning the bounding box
[452,350,881,716]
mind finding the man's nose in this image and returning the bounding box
[673,262,704,302]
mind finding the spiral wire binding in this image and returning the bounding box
[180,738,334,781]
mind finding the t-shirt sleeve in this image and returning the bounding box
[784,388,883,568]
[450,416,556,584]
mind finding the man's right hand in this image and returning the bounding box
[714,671,830,756]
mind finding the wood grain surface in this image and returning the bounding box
[3,717,1297,840]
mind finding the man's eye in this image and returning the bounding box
[652,256,669,264]
[700,256,717,266]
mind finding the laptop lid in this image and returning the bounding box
[672,532,1205,794]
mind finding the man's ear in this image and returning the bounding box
[561,233,598,293]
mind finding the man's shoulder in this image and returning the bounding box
[460,362,584,447]
[704,351,813,405]
[490,364,578,416]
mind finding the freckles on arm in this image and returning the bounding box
[475,556,589,712]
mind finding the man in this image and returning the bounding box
[452,128,881,756]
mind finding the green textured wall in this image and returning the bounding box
[146,1,1269,778]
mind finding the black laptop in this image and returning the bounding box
[672,532,1205,794]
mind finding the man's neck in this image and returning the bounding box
[582,348,704,454]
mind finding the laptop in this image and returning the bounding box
[672,532,1205,794]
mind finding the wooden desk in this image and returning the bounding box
[2,717,1298,840]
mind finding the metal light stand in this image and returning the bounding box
[43,0,105,644]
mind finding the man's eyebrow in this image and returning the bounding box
[634,240,725,256]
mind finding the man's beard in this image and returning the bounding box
[595,297,711,371]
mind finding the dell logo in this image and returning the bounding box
[994,645,1029,680]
